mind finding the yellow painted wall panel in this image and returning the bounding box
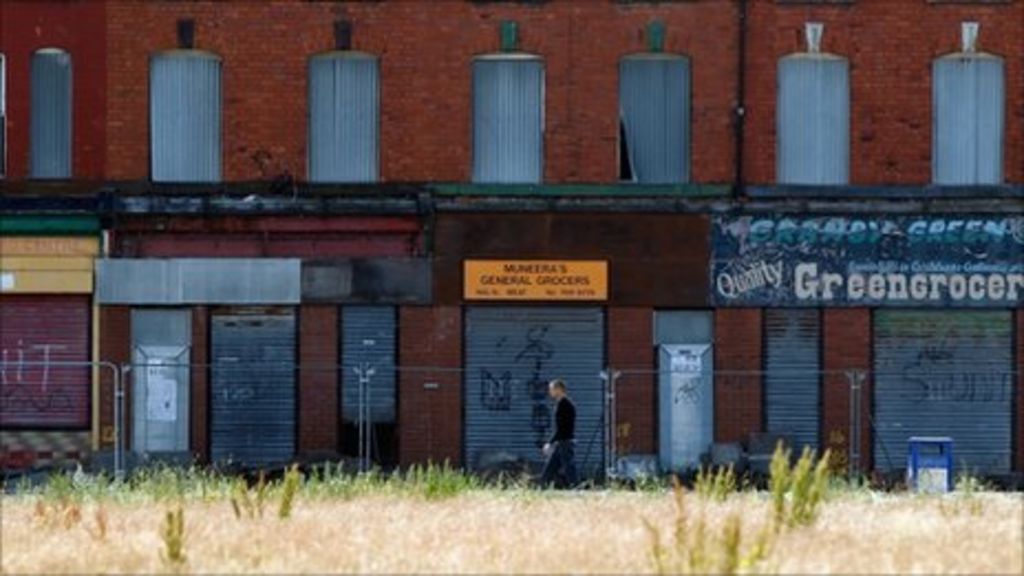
[0,237,99,257]
[0,256,95,271]
[0,270,93,293]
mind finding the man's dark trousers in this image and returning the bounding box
[540,440,579,489]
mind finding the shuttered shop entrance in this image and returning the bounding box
[341,306,396,423]
[764,309,821,452]
[465,307,604,476]
[132,309,190,455]
[873,311,1013,474]
[0,295,90,428]
[210,310,296,466]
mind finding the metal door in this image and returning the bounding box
[132,309,190,454]
[341,306,396,423]
[764,309,821,453]
[658,344,713,473]
[0,295,90,427]
[210,311,296,466]
[873,310,1012,474]
[464,307,604,476]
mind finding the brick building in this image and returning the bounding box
[1,0,1021,481]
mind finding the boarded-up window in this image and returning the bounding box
[1,53,6,178]
[30,49,73,179]
[308,53,379,183]
[932,55,1004,185]
[619,55,690,184]
[777,55,849,185]
[150,51,222,183]
[472,55,543,184]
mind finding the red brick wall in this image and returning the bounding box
[97,306,130,449]
[398,306,461,467]
[745,0,1024,185]
[298,305,339,456]
[608,307,655,455]
[822,309,872,473]
[105,0,737,183]
[189,306,208,462]
[0,0,107,180]
[714,309,762,444]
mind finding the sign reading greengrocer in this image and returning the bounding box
[465,260,608,301]
[711,215,1023,307]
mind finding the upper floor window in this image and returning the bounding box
[776,24,849,185]
[472,54,544,184]
[932,37,1004,185]
[30,48,73,179]
[150,50,222,183]
[308,52,379,183]
[619,54,690,184]
[1,53,6,178]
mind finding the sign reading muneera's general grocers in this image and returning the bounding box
[464,260,608,301]
[711,215,1024,307]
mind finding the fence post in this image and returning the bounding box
[845,369,865,477]
[116,363,129,481]
[354,363,376,472]
[600,368,621,479]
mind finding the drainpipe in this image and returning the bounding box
[733,0,748,199]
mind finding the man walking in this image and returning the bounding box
[540,379,579,489]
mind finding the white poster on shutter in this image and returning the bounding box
[146,359,178,422]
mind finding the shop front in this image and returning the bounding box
[711,213,1023,475]
[1,224,99,470]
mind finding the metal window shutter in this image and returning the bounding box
[472,57,544,184]
[131,309,191,454]
[464,307,604,476]
[932,56,1004,185]
[619,55,690,184]
[210,311,296,466]
[0,295,90,427]
[873,311,1012,474]
[764,309,821,452]
[340,306,396,424]
[30,50,73,179]
[150,52,222,183]
[308,54,379,183]
[777,55,849,185]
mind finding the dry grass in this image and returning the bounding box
[2,489,1021,575]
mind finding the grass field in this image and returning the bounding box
[1,464,1022,574]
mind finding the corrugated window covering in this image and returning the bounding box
[150,52,222,183]
[619,55,690,184]
[30,49,72,179]
[1,53,6,178]
[308,53,379,183]
[777,55,849,185]
[472,56,543,184]
[932,55,1004,185]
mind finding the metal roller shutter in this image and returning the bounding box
[211,310,296,466]
[465,307,604,476]
[873,311,1012,474]
[764,309,821,453]
[0,295,90,428]
[341,306,396,424]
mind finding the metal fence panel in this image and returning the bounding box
[341,306,396,423]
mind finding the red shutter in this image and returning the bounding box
[1,295,90,427]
